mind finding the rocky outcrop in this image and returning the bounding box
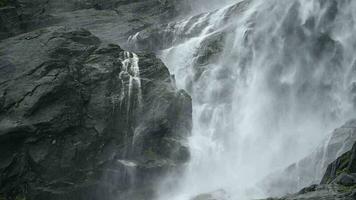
[321,141,356,185]
[259,119,356,197]
[0,0,192,42]
[128,0,250,52]
[0,27,191,200]
[263,142,356,200]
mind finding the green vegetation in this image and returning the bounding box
[333,153,352,181]
[144,148,158,159]
[0,0,7,7]
[0,194,26,200]
[15,195,26,200]
[324,152,352,184]
[337,184,356,193]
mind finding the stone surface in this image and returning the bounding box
[321,142,356,184]
[259,119,356,197]
[0,0,192,42]
[0,6,21,39]
[262,142,356,200]
[332,174,356,186]
[0,27,192,200]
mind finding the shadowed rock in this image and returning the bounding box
[0,0,192,42]
[0,27,191,200]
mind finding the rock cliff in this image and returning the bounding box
[0,26,192,200]
[0,0,192,42]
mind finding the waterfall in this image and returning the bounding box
[114,51,144,160]
[142,0,356,199]
[120,51,143,113]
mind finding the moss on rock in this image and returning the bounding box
[0,0,7,7]
[15,196,26,200]
[337,184,356,193]
[321,142,356,184]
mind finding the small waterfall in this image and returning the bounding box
[104,50,146,199]
[147,0,356,199]
[120,51,143,114]
[131,53,143,107]
[112,50,144,160]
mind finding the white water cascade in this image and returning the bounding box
[119,51,143,112]
[116,51,144,157]
[151,0,356,199]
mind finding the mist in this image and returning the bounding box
[154,0,356,199]
[187,0,238,13]
[1,0,356,200]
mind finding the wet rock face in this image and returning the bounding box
[259,120,356,196]
[0,27,192,200]
[264,142,356,200]
[321,142,356,185]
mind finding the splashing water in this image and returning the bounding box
[144,0,356,199]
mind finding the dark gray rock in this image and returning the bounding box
[297,184,318,195]
[0,0,192,42]
[321,142,356,185]
[332,173,356,186]
[0,27,191,200]
[0,6,22,39]
[0,0,57,40]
